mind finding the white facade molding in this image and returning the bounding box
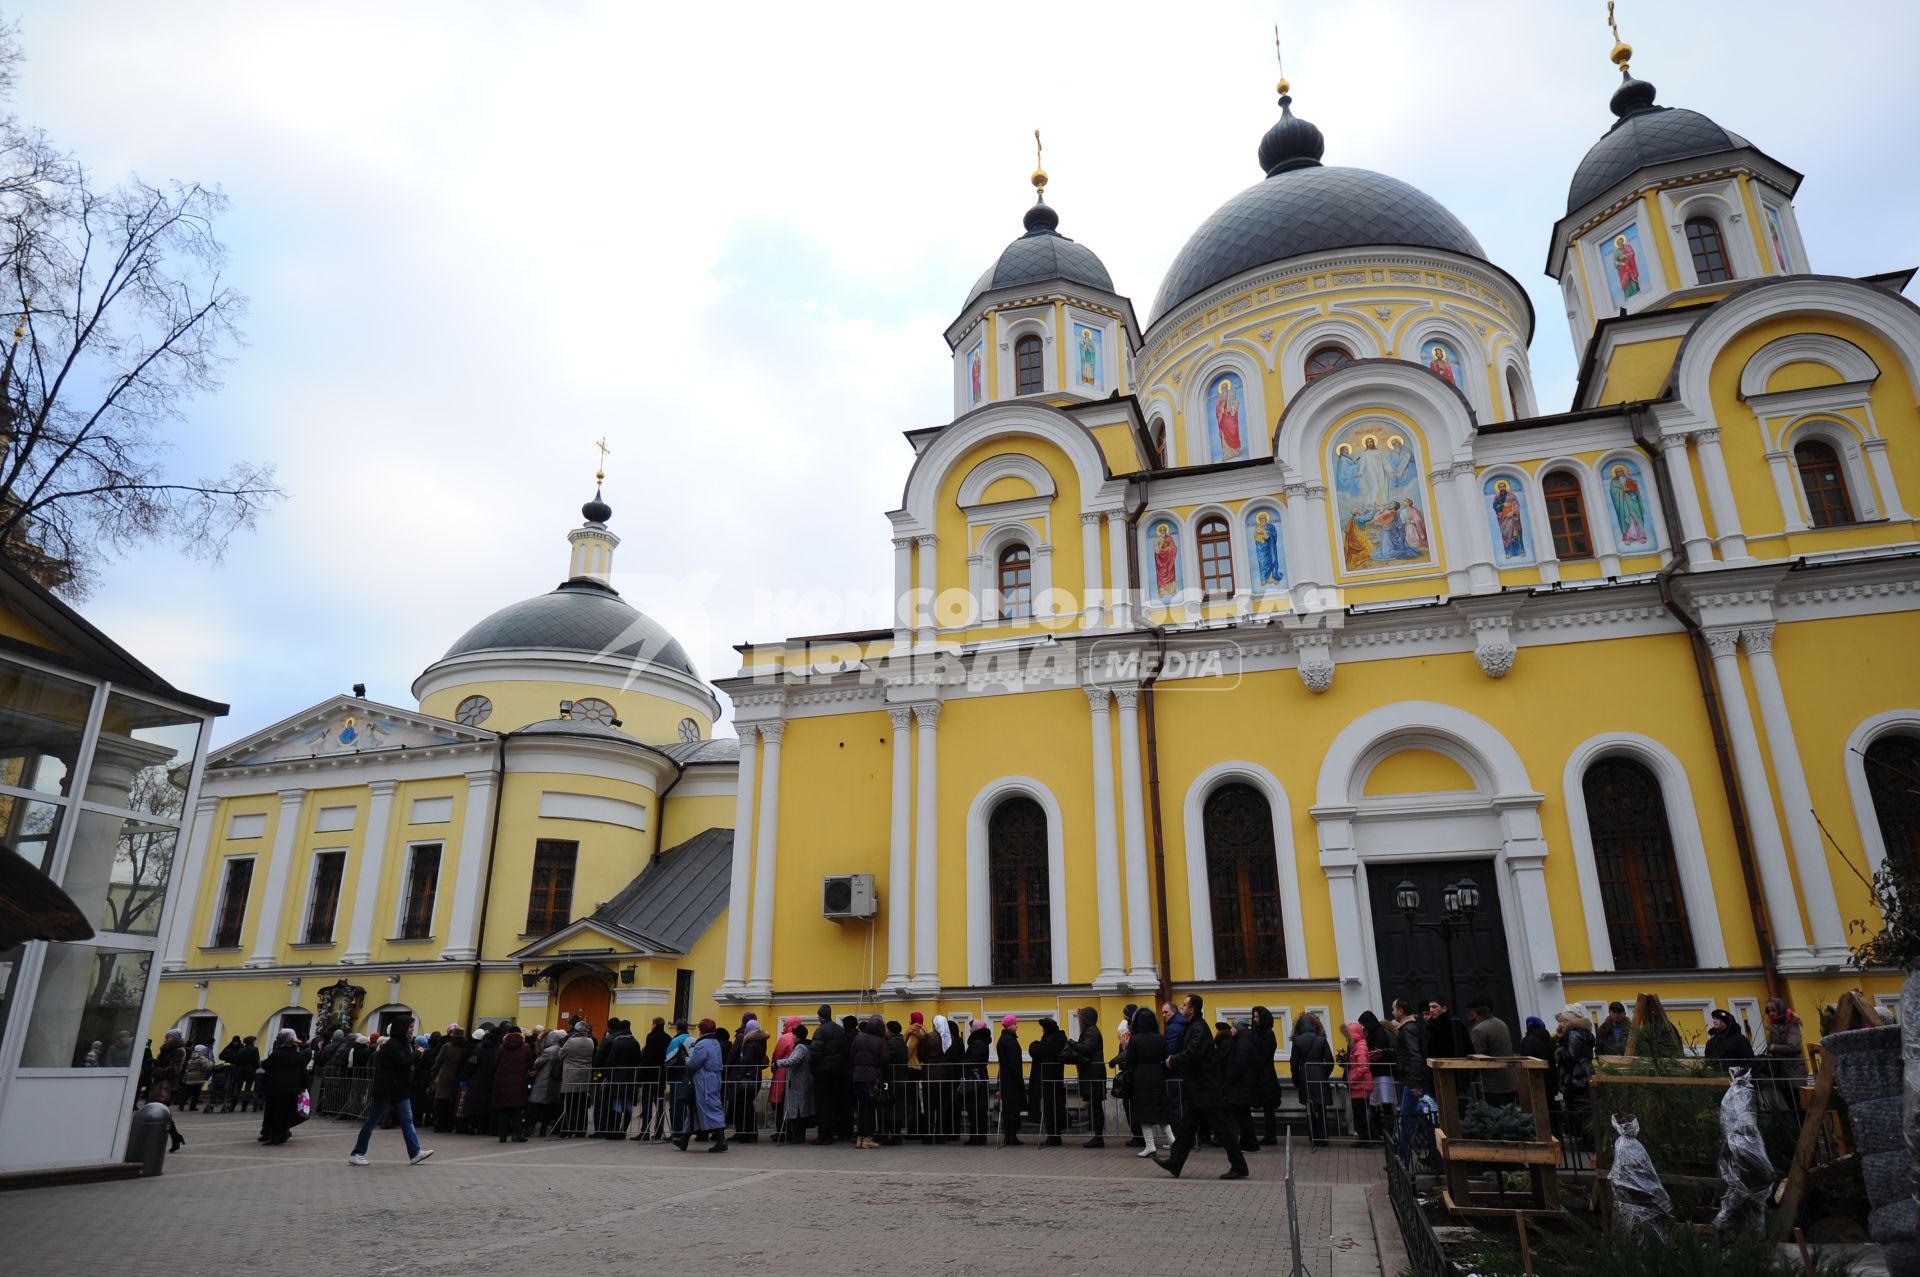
[246,789,309,968]
[439,769,497,962]
[1737,332,1879,401]
[1845,709,1920,874]
[889,402,1127,540]
[964,775,1070,988]
[881,706,915,993]
[909,701,942,994]
[1083,686,1127,989]
[744,719,784,999]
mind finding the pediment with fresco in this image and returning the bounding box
[213,695,493,768]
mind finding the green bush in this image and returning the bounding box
[1461,1102,1538,1142]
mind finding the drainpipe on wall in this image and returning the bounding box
[1124,481,1176,1009]
[1628,406,1783,1000]
[463,732,510,1032]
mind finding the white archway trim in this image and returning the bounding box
[972,518,1053,622]
[361,1002,418,1034]
[890,403,1123,538]
[1845,710,1920,873]
[1181,761,1309,982]
[1737,332,1878,400]
[1317,702,1533,808]
[1664,183,1763,286]
[958,452,1059,508]
[1781,416,1880,522]
[1561,732,1729,971]
[1498,352,1537,420]
[1274,359,1478,481]
[1279,315,1383,398]
[965,775,1070,987]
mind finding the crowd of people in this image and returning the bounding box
[136,990,1815,1172]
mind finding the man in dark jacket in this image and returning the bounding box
[996,1015,1027,1145]
[850,1016,887,1148]
[258,1030,309,1146]
[1392,997,1429,1165]
[1152,993,1248,1179]
[809,1004,850,1145]
[1704,1009,1756,1070]
[882,1020,910,1145]
[349,1031,433,1165]
[1027,1017,1068,1146]
[636,1017,670,1140]
[602,1019,642,1138]
[227,1035,261,1112]
[1064,1007,1107,1148]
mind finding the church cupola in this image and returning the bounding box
[944,134,1136,416]
[1548,8,1807,359]
[567,457,619,586]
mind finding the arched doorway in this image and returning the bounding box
[556,974,610,1030]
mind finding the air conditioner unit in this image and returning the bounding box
[822,873,877,921]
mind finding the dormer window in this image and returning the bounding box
[1684,216,1733,284]
[1015,334,1044,395]
[997,544,1033,619]
[1304,344,1353,382]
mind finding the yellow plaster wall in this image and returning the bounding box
[658,791,736,850]
[1363,748,1477,795]
[1594,336,1681,405]
[1767,360,1845,393]
[481,769,661,952]
[419,679,711,744]
[1090,421,1143,474]
[978,475,1036,504]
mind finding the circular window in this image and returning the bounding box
[454,695,492,727]
[571,697,615,726]
[1303,344,1353,382]
[677,717,701,743]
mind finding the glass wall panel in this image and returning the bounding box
[20,943,152,1068]
[0,657,94,799]
[88,692,202,815]
[62,808,177,938]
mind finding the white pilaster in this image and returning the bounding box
[1084,686,1126,989]
[915,535,938,647]
[1111,686,1155,986]
[1694,429,1750,562]
[1446,460,1499,593]
[1741,625,1847,956]
[162,796,219,970]
[247,789,309,968]
[1313,807,1371,1025]
[910,702,941,994]
[1863,437,1907,521]
[891,537,915,652]
[339,781,397,964]
[1660,434,1715,567]
[882,707,915,993]
[746,720,785,998]
[1704,629,1808,959]
[1496,800,1565,1021]
[718,726,759,997]
[439,770,498,962]
[1079,512,1106,629]
[1765,451,1808,533]
[1103,512,1132,630]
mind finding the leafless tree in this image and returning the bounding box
[0,15,278,596]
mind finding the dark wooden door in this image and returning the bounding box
[1366,858,1518,1032]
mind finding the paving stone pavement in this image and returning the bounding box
[0,1113,1396,1275]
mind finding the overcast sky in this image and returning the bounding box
[17,1,1919,744]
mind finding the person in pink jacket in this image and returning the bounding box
[1340,1022,1374,1141]
[768,1016,802,1129]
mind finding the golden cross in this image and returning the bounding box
[1607,1,1619,44]
[1033,129,1042,172]
[594,436,610,482]
[1274,24,1283,78]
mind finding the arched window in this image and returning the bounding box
[1583,758,1695,970]
[1015,334,1044,395]
[1864,734,1920,873]
[1542,471,1592,559]
[1196,515,1233,597]
[1684,217,1734,284]
[988,796,1050,983]
[1303,344,1353,382]
[1795,438,1855,527]
[1149,418,1168,467]
[996,544,1033,620]
[1203,783,1285,979]
[1505,367,1527,419]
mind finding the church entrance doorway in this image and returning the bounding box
[556,974,611,1030]
[1366,857,1518,1032]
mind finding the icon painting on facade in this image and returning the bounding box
[967,342,985,407]
[1076,324,1102,389]
[1245,506,1286,590]
[1484,475,1532,566]
[1147,519,1181,598]
[1423,340,1462,389]
[1605,223,1645,308]
[1333,422,1432,572]
[1605,459,1655,548]
[1207,371,1246,462]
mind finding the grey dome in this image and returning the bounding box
[1567,74,1749,213]
[1152,165,1485,321]
[965,199,1115,307]
[442,580,698,678]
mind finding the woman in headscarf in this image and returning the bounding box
[673,1019,728,1151]
[489,1025,535,1142]
[996,1015,1026,1146]
[1519,1015,1557,1101]
[1762,998,1806,1110]
[528,1029,567,1136]
[1124,1008,1172,1157]
[1339,1022,1373,1141]
[960,1018,992,1145]
[429,1026,469,1134]
[926,1013,958,1142]
[257,1028,308,1146]
[1359,1009,1397,1142]
[1027,1017,1068,1146]
[180,1043,213,1110]
[773,1024,814,1144]
[1704,1009,1756,1071]
[767,1014,801,1138]
[557,1019,597,1136]
[1553,1006,1595,1145]
[411,1031,439,1119]
[730,1015,769,1141]
[1290,1011,1334,1147]
[1250,1006,1282,1146]
[149,1030,188,1150]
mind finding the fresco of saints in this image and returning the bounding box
[1357,435,1394,509]
[1212,377,1242,457]
[1427,344,1457,386]
[1613,233,1640,299]
[1608,462,1650,545]
[1370,503,1415,560]
[1490,479,1525,558]
[1151,521,1179,597]
[1078,326,1098,386]
[1400,499,1429,555]
[1333,443,1360,498]
[1250,509,1284,587]
[1343,512,1374,571]
[1388,435,1416,486]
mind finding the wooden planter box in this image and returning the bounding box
[1429,1056,1563,1216]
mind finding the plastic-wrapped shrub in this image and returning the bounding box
[1712,1068,1775,1243]
[1608,1114,1674,1240]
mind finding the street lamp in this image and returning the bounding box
[1395,875,1480,1016]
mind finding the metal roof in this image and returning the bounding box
[1567,105,1749,214]
[441,579,698,678]
[588,826,733,954]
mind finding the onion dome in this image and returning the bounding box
[965,161,1114,308]
[1566,50,1748,214]
[1151,84,1485,323]
[441,582,698,678]
[581,485,612,525]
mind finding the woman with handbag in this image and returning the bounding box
[258,1029,308,1146]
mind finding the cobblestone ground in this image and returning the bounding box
[0,1112,1400,1275]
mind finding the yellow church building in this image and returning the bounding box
[155,40,1920,1052]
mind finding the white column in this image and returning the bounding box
[1104,512,1132,630]
[915,535,938,647]
[1313,807,1371,1025]
[891,537,915,651]
[1659,434,1715,567]
[1741,625,1846,956]
[440,769,498,961]
[719,726,759,995]
[246,789,309,968]
[1863,437,1907,520]
[1497,801,1565,1022]
[1694,429,1750,561]
[1079,511,1106,629]
[339,780,397,964]
[1111,686,1155,986]
[746,720,785,997]
[1704,629,1808,958]
[882,707,914,992]
[1084,686,1126,989]
[162,796,219,970]
[1446,461,1498,593]
[910,702,941,994]
[1765,451,1808,533]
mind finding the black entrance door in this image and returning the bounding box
[1366,858,1519,1032]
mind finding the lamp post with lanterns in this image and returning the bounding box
[1394,875,1481,1014]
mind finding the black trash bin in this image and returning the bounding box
[127,1102,171,1176]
